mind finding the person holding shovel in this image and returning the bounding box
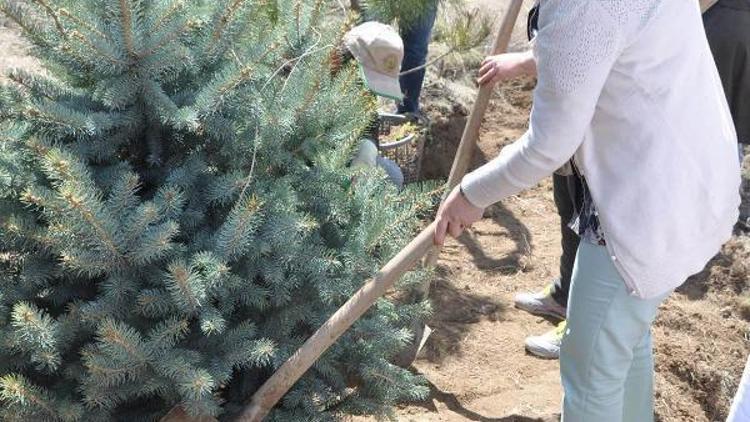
[433,1,741,420]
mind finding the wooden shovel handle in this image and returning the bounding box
[422,0,524,274]
[446,0,525,190]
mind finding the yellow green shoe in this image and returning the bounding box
[525,320,567,359]
[514,283,567,320]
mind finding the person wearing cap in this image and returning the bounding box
[344,21,405,101]
[343,22,406,188]
[432,1,740,420]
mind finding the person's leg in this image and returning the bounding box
[515,174,580,318]
[517,173,581,358]
[550,173,582,308]
[397,3,437,114]
[621,331,655,422]
[560,241,670,422]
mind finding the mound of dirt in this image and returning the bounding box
[654,236,750,421]
[420,75,535,181]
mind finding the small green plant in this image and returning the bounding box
[433,3,492,53]
[429,3,493,80]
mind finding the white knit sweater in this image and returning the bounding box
[728,356,750,422]
[461,0,741,299]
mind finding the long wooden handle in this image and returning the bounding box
[237,223,437,421]
[422,0,524,272]
[446,0,525,189]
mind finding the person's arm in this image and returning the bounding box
[434,1,624,244]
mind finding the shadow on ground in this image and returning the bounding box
[459,203,533,274]
[410,379,560,422]
[420,268,506,363]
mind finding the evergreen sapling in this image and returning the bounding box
[0,0,435,420]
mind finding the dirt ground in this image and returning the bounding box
[2,5,750,422]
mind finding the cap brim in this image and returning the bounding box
[359,65,403,101]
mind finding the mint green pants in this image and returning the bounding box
[560,242,672,422]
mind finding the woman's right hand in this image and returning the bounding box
[477,51,536,86]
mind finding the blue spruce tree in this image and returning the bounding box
[0,0,434,420]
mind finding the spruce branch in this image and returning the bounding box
[10,302,61,370]
[38,150,124,260]
[137,20,190,60]
[237,126,260,200]
[0,0,52,46]
[8,70,54,100]
[96,319,148,363]
[196,43,279,118]
[146,317,189,352]
[279,26,326,95]
[58,8,109,41]
[210,0,250,45]
[81,357,132,379]
[214,194,263,260]
[0,374,56,417]
[259,44,330,94]
[151,0,185,34]
[293,0,302,41]
[68,30,128,67]
[165,260,206,314]
[130,220,179,265]
[118,0,136,57]
[60,190,123,259]
[30,0,65,38]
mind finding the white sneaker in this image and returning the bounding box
[525,320,566,359]
[514,284,567,320]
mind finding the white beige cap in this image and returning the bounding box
[344,21,404,100]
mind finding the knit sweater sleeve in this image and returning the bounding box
[460,1,624,209]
